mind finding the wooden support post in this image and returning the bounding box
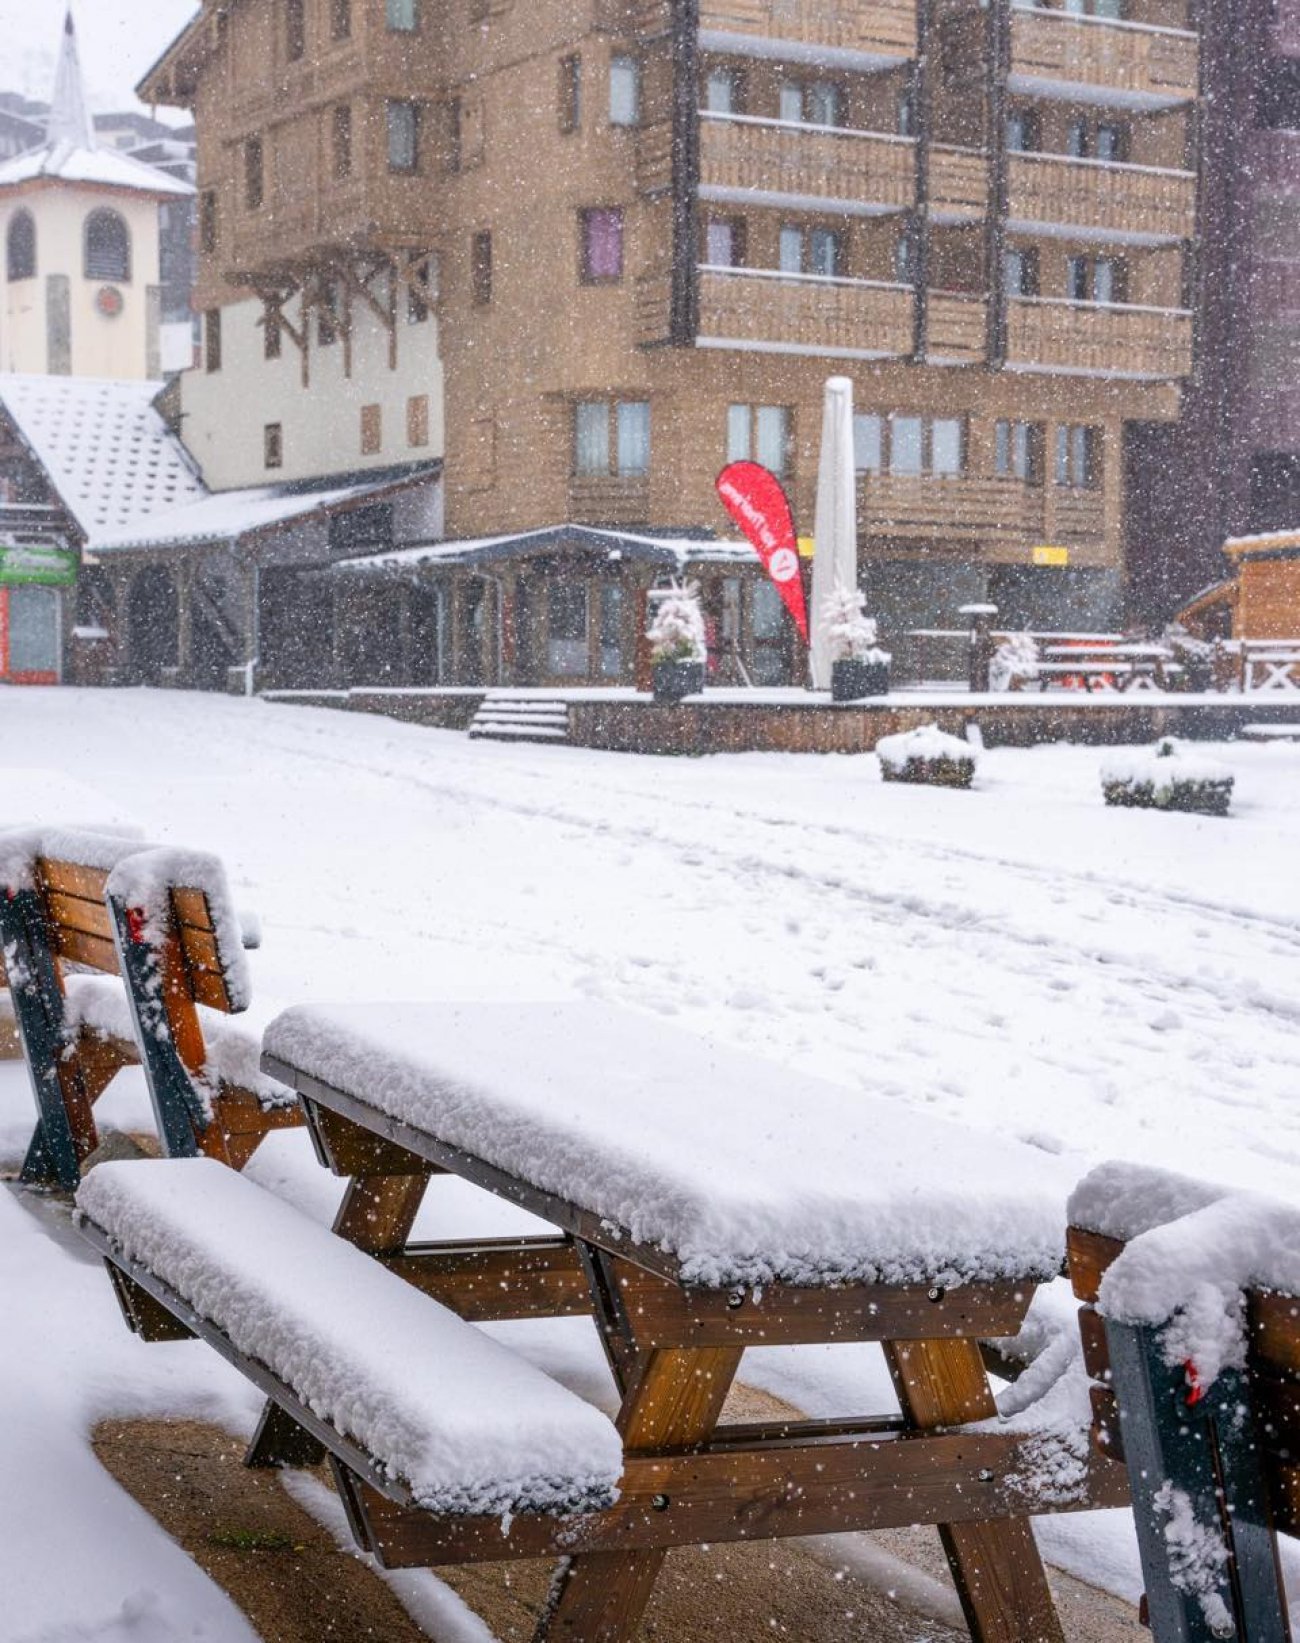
[1106,1320,1289,1643]
[884,1336,1065,1643]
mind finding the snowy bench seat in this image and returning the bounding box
[263,1001,1070,1293]
[77,1158,624,1519]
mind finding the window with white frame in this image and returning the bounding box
[728,404,792,477]
[1055,424,1102,488]
[609,55,640,126]
[574,400,650,477]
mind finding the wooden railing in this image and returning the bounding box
[929,146,986,222]
[699,114,915,212]
[1008,153,1196,244]
[1006,297,1193,380]
[696,268,914,357]
[926,291,987,363]
[637,120,675,198]
[858,474,1047,542]
[697,0,918,60]
[225,169,432,272]
[1009,9,1199,106]
[568,475,653,527]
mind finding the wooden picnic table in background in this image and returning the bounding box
[261,1001,1124,1643]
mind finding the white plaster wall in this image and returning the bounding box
[180,295,445,492]
[0,186,162,379]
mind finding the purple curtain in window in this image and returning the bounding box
[585,209,623,280]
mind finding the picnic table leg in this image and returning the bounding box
[537,1342,743,1642]
[246,1171,432,1469]
[884,1336,1065,1643]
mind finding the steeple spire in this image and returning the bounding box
[48,10,95,152]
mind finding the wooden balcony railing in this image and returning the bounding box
[1006,297,1193,380]
[699,114,915,212]
[858,474,1047,542]
[697,267,914,358]
[926,292,987,364]
[698,0,917,62]
[1008,153,1196,244]
[224,170,435,275]
[569,475,653,527]
[930,146,986,223]
[1055,489,1106,546]
[1008,9,1199,108]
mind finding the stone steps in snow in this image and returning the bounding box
[468,697,572,745]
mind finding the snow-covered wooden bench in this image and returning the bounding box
[77,1158,624,1524]
[1069,1162,1300,1641]
[0,831,298,1188]
[255,999,1126,1643]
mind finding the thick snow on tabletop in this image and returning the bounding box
[108,846,253,1013]
[265,1001,1069,1290]
[76,1159,623,1518]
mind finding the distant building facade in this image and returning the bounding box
[1128,0,1300,623]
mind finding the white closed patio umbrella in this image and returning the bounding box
[809,375,859,690]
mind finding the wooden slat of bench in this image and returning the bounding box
[1066,1226,1124,1304]
[45,889,114,943]
[171,888,214,932]
[188,966,233,1014]
[38,859,112,902]
[1250,1292,1300,1379]
[378,1238,592,1323]
[53,925,120,974]
[178,926,223,973]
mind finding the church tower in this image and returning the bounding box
[0,12,192,379]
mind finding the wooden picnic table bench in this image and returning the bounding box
[0,830,299,1188]
[165,998,1127,1643]
[1068,1162,1300,1642]
[1036,644,1179,694]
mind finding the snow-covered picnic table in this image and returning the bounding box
[259,1000,1119,1643]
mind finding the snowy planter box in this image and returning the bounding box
[824,587,891,702]
[647,588,707,705]
[652,659,705,704]
[877,725,977,790]
[1101,739,1233,817]
[831,657,889,702]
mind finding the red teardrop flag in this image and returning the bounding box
[715,460,809,642]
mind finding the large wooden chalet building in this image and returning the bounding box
[117,0,1206,692]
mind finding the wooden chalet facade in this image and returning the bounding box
[137,0,1207,685]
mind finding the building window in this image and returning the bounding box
[891,415,924,475]
[1006,110,1040,152]
[897,87,916,136]
[444,98,463,172]
[558,54,581,133]
[332,105,352,179]
[1055,424,1102,488]
[854,414,966,476]
[1004,247,1039,297]
[706,68,741,114]
[361,404,382,455]
[84,208,131,281]
[471,230,492,305]
[330,0,350,41]
[386,0,418,30]
[264,423,283,468]
[574,400,650,477]
[407,257,433,322]
[779,224,842,277]
[387,101,421,173]
[6,210,35,281]
[263,312,282,360]
[580,207,624,282]
[1068,254,1126,303]
[245,136,264,210]
[995,420,1044,484]
[1068,117,1129,160]
[728,404,792,478]
[407,394,430,447]
[286,0,305,60]
[894,232,915,284]
[609,55,640,126]
[317,279,340,346]
[199,190,217,254]
[704,217,744,267]
[204,308,221,372]
[854,413,883,474]
[780,79,844,127]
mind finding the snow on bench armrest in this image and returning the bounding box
[64,974,137,1044]
[1073,1161,1300,1388]
[264,1001,1069,1292]
[0,826,151,895]
[106,849,252,1013]
[76,1159,623,1518]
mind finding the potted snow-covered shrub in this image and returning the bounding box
[647,585,707,704]
[823,586,891,702]
[1101,737,1234,817]
[876,724,977,789]
[990,632,1040,694]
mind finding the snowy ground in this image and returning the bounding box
[3,686,1299,1641]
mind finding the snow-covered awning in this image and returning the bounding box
[89,463,441,556]
[1225,528,1300,560]
[331,524,759,577]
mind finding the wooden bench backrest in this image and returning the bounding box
[167,887,239,1016]
[35,856,122,978]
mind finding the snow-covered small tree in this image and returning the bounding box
[990,632,1040,693]
[822,585,890,665]
[647,584,707,665]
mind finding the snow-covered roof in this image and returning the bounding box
[336,523,759,575]
[90,466,440,555]
[0,374,205,539]
[0,140,194,198]
[1225,527,1300,557]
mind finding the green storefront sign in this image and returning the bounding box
[0,543,77,588]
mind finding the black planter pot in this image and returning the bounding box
[652,660,705,704]
[831,658,890,702]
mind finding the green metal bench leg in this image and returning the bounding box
[106,895,207,1159]
[1107,1320,1289,1643]
[1,888,83,1190]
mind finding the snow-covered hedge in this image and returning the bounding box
[647,586,707,665]
[877,724,977,789]
[990,632,1040,693]
[822,586,891,667]
[1101,737,1233,817]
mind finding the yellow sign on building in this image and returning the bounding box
[1032,546,1071,568]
